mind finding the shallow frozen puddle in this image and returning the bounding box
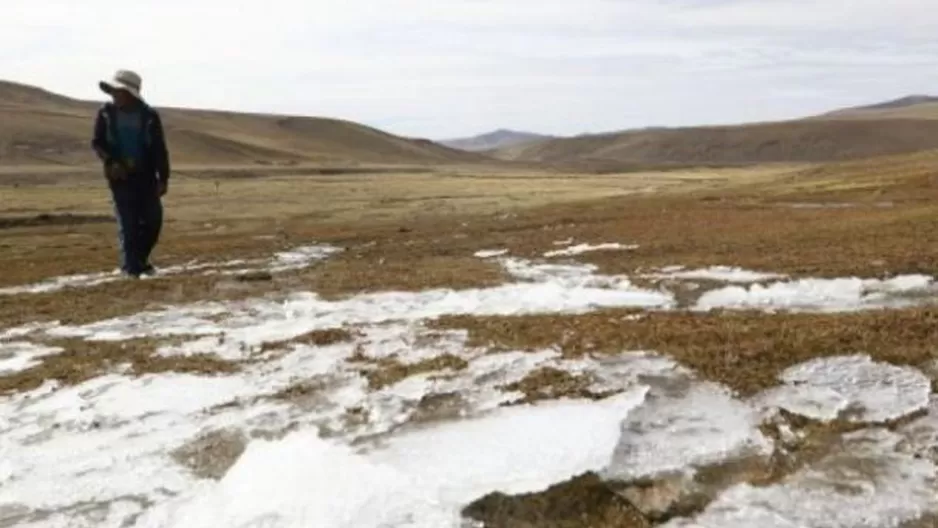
[666,429,938,528]
[603,378,771,483]
[757,355,932,423]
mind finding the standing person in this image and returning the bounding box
[91,70,170,278]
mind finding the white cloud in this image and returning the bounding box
[3,0,938,137]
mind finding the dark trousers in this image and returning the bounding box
[110,180,163,274]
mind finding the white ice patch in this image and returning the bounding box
[41,258,673,354]
[695,274,935,312]
[757,355,931,423]
[0,270,123,296]
[136,389,648,528]
[265,245,344,273]
[666,429,938,528]
[643,266,785,283]
[371,389,649,505]
[898,399,938,464]
[134,429,460,528]
[603,380,772,482]
[0,373,275,511]
[0,342,62,374]
[544,242,638,258]
[0,243,341,296]
[0,322,61,342]
[473,249,509,258]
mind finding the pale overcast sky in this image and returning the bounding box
[4,0,938,138]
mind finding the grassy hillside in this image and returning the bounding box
[0,81,487,167]
[818,97,938,120]
[494,99,938,170]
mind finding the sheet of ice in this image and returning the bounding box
[0,342,62,374]
[643,266,785,283]
[756,356,931,423]
[665,429,938,528]
[544,242,638,258]
[695,275,935,313]
[0,373,272,509]
[0,243,341,296]
[898,398,938,464]
[473,249,509,258]
[134,429,460,528]
[140,389,648,528]
[603,380,772,482]
[372,389,649,504]
[500,258,656,294]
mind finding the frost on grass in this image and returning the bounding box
[544,242,638,258]
[696,275,936,312]
[757,355,931,423]
[0,243,341,296]
[665,429,938,528]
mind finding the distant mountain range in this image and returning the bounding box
[440,129,554,152]
[839,94,938,112]
[490,94,938,171]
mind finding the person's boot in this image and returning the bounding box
[140,263,157,277]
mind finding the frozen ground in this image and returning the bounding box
[3,242,938,527]
[0,244,342,296]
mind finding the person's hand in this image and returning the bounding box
[106,162,128,182]
[158,179,168,197]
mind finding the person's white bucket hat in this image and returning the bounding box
[99,70,144,101]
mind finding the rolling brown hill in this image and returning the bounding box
[493,97,938,171]
[816,95,938,121]
[0,80,487,168]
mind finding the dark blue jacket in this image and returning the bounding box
[91,103,171,185]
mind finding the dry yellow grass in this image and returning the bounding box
[433,307,938,397]
[464,473,651,528]
[0,337,239,395]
